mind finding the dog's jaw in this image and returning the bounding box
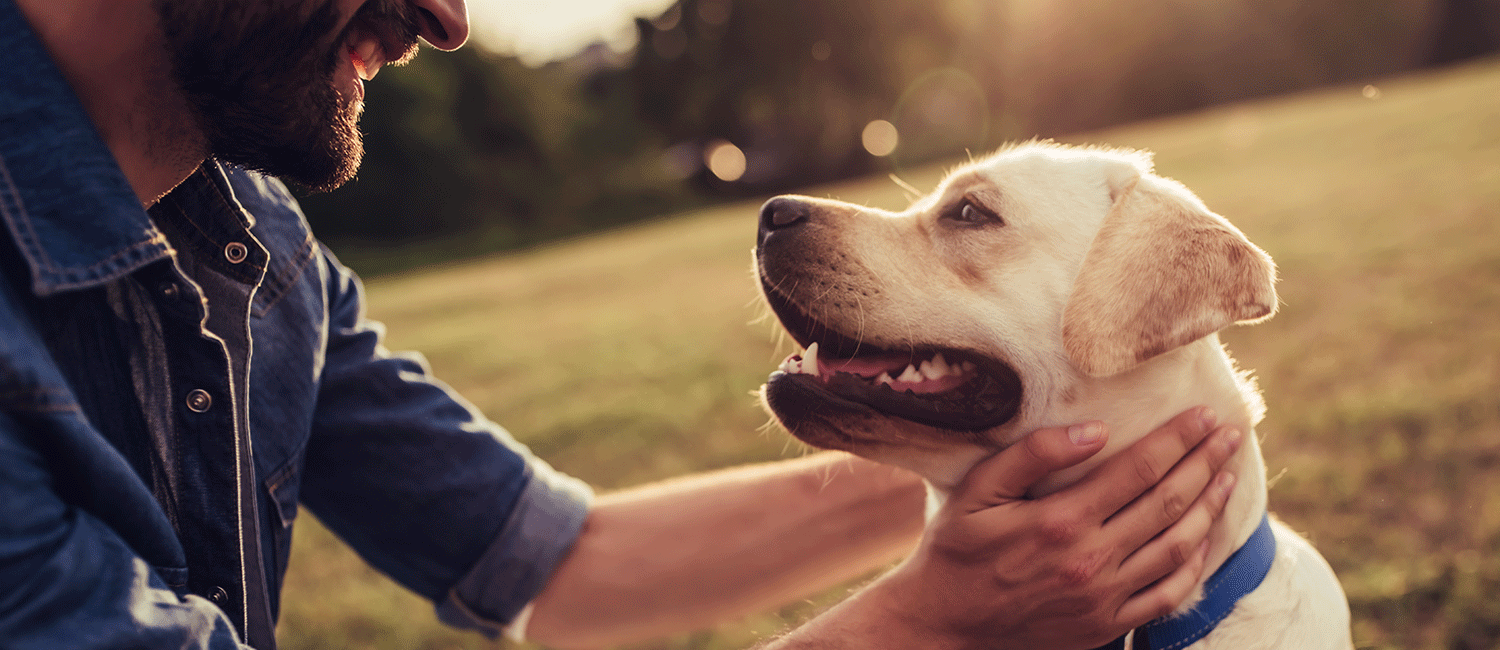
[762,333,1272,614]
[889,334,1271,611]
[1018,335,1271,602]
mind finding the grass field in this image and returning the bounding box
[275,58,1500,650]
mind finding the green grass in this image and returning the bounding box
[276,58,1500,650]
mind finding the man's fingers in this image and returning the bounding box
[1105,426,1242,549]
[1061,408,1220,521]
[1114,470,1236,591]
[1115,540,1210,628]
[952,422,1109,510]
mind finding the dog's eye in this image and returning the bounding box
[945,200,1003,227]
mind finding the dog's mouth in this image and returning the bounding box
[761,283,1023,433]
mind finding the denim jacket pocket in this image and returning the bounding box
[265,458,300,530]
[263,457,301,585]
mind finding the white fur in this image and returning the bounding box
[757,143,1352,648]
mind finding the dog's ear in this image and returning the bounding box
[1062,173,1277,377]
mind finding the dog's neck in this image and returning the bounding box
[1034,334,1269,590]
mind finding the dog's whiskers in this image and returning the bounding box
[889,173,921,203]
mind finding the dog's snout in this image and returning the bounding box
[759,197,811,233]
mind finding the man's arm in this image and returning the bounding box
[0,410,250,650]
[525,452,928,648]
[525,409,1240,650]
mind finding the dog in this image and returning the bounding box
[753,142,1351,649]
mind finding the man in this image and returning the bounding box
[0,0,1243,648]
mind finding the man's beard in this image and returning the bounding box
[154,0,419,193]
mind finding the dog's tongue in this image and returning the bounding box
[822,354,907,377]
[779,342,901,378]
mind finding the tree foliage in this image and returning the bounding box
[295,0,1499,271]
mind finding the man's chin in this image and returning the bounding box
[276,143,362,193]
[214,117,363,193]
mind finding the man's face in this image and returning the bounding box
[153,0,438,192]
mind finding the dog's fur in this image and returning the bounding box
[754,143,1351,648]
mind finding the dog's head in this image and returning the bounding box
[754,143,1276,489]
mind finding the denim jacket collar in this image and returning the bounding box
[0,0,214,297]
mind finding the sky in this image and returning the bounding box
[467,0,678,65]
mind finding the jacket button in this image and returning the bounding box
[185,389,212,413]
[208,586,228,605]
[224,242,249,264]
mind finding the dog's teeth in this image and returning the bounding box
[804,342,820,376]
[919,359,938,380]
[875,371,894,386]
[931,353,950,377]
[898,364,922,383]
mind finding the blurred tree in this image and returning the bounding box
[296,44,693,261]
[627,0,970,192]
[298,46,552,245]
[291,0,1498,274]
[1428,0,1500,63]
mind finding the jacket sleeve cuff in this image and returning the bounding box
[434,459,592,639]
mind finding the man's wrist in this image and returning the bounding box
[765,568,980,650]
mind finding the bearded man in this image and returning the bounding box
[0,1,1244,648]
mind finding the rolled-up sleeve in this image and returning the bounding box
[436,459,591,636]
[299,248,591,635]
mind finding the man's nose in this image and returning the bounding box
[411,0,469,50]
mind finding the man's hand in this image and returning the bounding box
[772,408,1241,650]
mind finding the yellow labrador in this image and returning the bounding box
[754,143,1351,649]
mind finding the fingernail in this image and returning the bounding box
[1197,407,1217,432]
[1222,427,1243,452]
[1217,472,1237,501]
[1069,421,1104,445]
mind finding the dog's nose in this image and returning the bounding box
[759,196,810,232]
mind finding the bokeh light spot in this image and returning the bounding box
[705,140,746,181]
[861,120,899,157]
[889,68,988,164]
[811,40,832,61]
[1362,84,1382,99]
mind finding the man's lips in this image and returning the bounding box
[343,9,421,84]
[348,36,387,81]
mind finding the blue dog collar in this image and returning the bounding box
[1094,512,1276,650]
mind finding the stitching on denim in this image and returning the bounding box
[0,152,56,274]
[201,165,256,230]
[0,154,172,286]
[65,234,171,276]
[165,173,265,284]
[442,587,508,634]
[251,231,316,317]
[25,235,173,295]
[263,454,305,528]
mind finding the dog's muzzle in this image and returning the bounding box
[755,196,1023,434]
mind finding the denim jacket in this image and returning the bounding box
[0,3,591,648]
